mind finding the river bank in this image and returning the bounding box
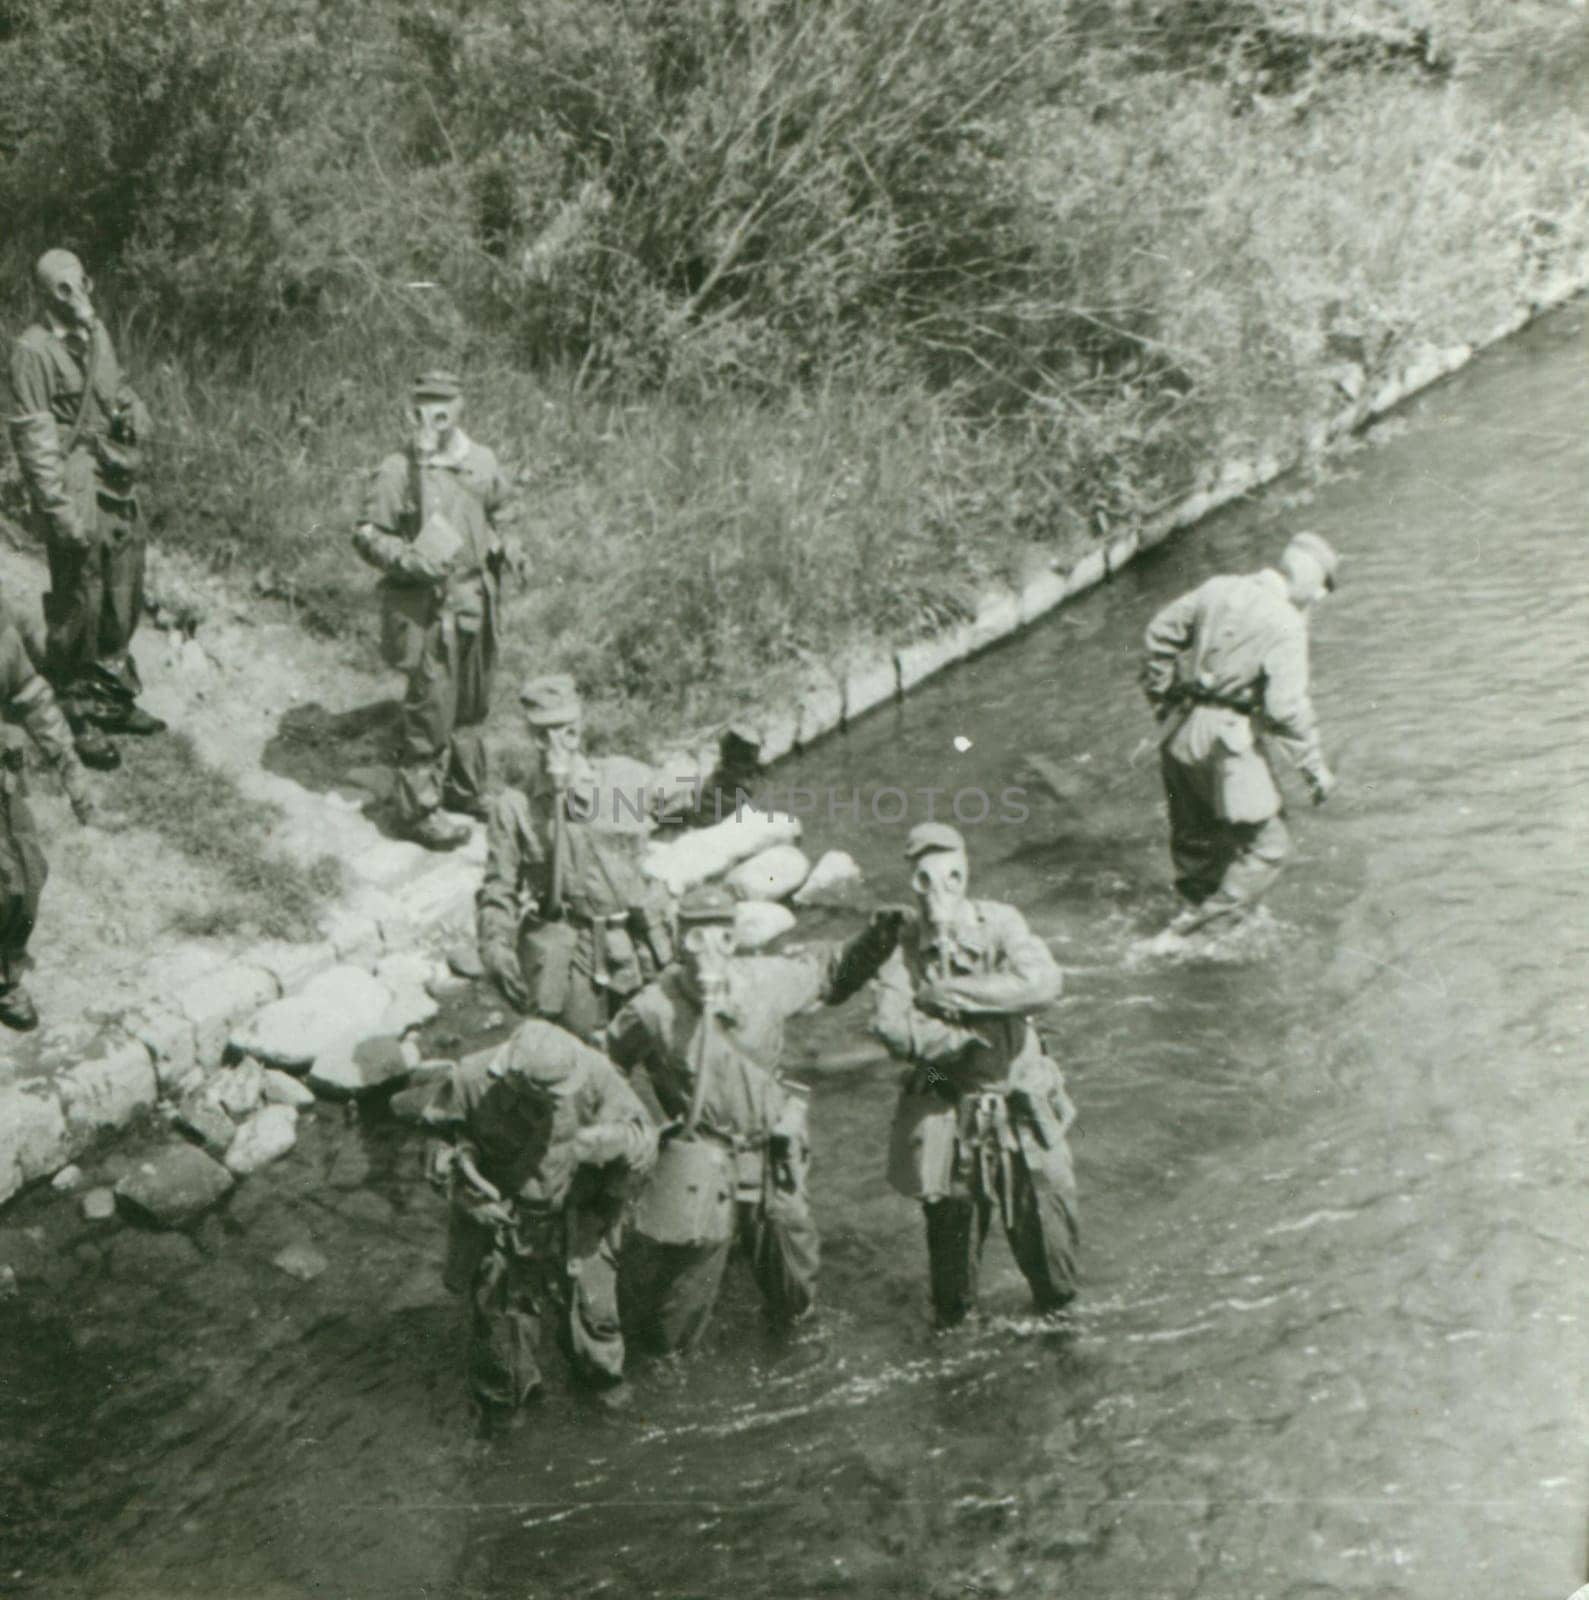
[0,279,1581,1226]
[2,297,1582,1597]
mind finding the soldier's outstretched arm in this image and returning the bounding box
[1259,624,1330,794]
[820,907,906,1006]
[924,905,1061,1016]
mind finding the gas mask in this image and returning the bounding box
[681,922,737,1004]
[911,848,969,938]
[535,720,583,788]
[35,250,94,332]
[409,397,459,462]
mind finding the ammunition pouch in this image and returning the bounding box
[632,1128,736,1247]
[93,433,140,500]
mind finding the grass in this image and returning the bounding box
[2,4,1586,772]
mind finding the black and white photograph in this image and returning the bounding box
[0,1,1584,1595]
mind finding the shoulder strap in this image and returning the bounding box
[59,325,99,459]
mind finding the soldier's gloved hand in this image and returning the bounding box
[1307,764,1337,806]
[870,906,909,940]
[482,940,530,1012]
[767,1131,803,1193]
[572,1123,628,1167]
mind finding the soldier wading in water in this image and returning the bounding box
[871,823,1080,1328]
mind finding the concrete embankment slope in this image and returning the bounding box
[0,266,1584,1214]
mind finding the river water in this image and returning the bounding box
[2,305,1585,1600]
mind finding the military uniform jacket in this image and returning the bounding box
[607,950,850,1147]
[476,755,689,997]
[872,900,1074,1203]
[8,317,148,532]
[447,1028,655,1211]
[355,430,510,663]
[1141,569,1326,784]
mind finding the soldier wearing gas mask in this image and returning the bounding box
[354,371,519,850]
[475,675,694,1042]
[7,249,161,771]
[607,882,900,1357]
[872,823,1080,1329]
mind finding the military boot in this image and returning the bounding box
[407,811,472,851]
[0,982,40,1032]
[72,726,121,771]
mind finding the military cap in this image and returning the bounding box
[677,882,738,924]
[411,369,463,402]
[1284,531,1340,591]
[488,1020,591,1090]
[904,821,967,859]
[519,673,581,726]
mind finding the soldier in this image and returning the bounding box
[872,823,1079,1330]
[0,609,96,1030]
[7,248,162,772]
[606,883,901,1357]
[353,370,517,850]
[1141,531,1339,936]
[433,1019,657,1433]
[476,675,692,1043]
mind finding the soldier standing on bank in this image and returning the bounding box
[476,675,692,1044]
[0,608,95,1030]
[606,883,901,1358]
[353,370,519,851]
[1140,531,1339,937]
[432,1020,657,1433]
[7,249,163,772]
[872,823,1080,1329]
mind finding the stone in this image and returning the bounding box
[0,1084,71,1208]
[271,1240,328,1282]
[228,966,395,1072]
[208,1058,266,1118]
[643,805,802,897]
[792,849,865,907]
[379,984,439,1035]
[115,1144,234,1227]
[897,628,971,693]
[81,1187,117,1223]
[51,1164,84,1193]
[321,908,383,965]
[1017,569,1067,625]
[176,1090,237,1159]
[734,901,796,951]
[239,939,338,995]
[224,1106,299,1176]
[347,837,431,888]
[794,675,844,748]
[123,1006,200,1090]
[309,1035,415,1100]
[966,590,1021,655]
[376,951,444,992]
[261,1068,316,1109]
[1063,548,1106,599]
[840,654,898,726]
[446,943,485,980]
[55,1037,159,1145]
[725,844,811,903]
[0,1264,16,1300]
[174,964,280,1063]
